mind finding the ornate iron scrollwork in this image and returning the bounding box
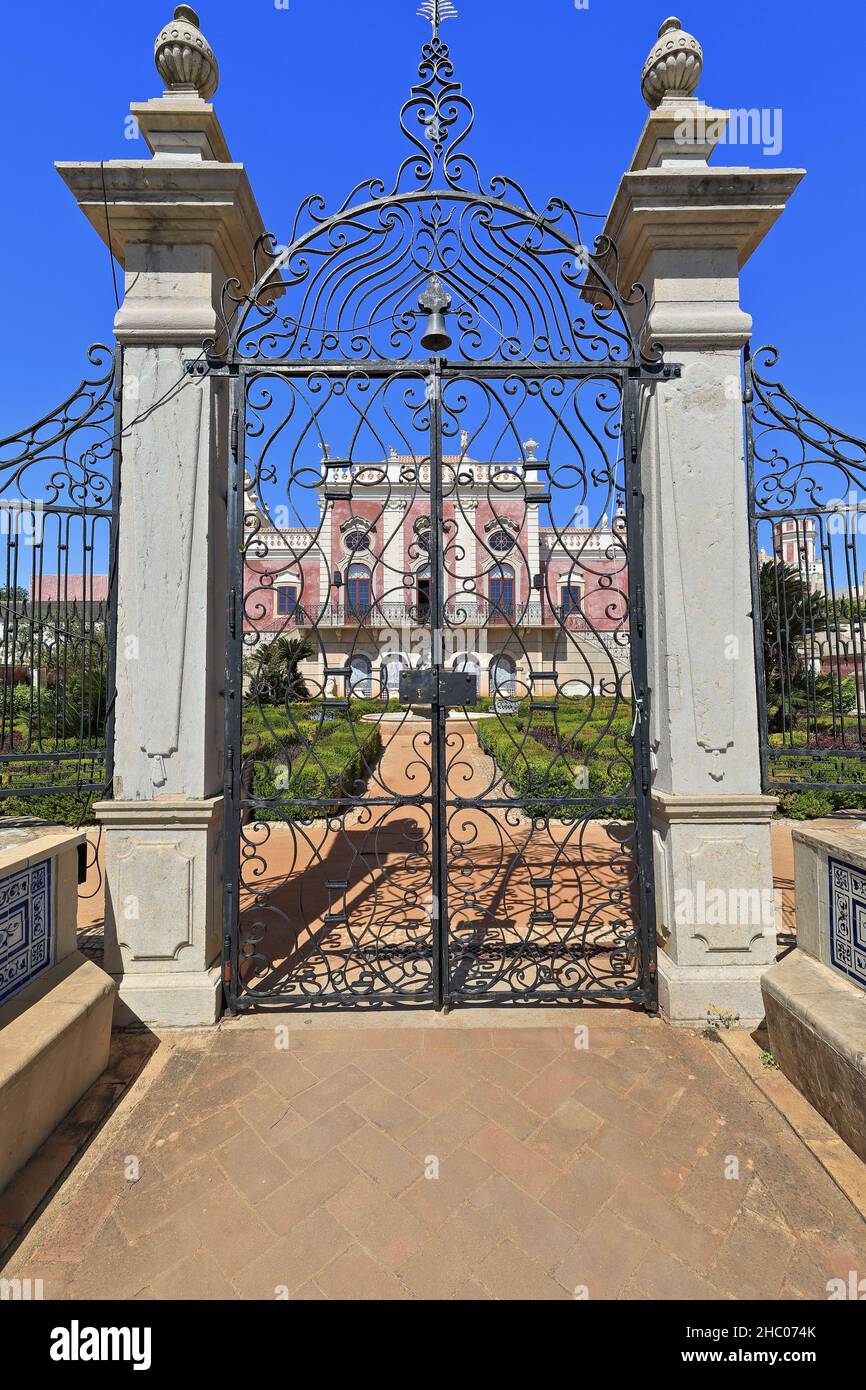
[220,22,659,1012]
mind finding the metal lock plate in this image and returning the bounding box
[399,670,477,706]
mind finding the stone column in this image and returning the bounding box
[56,9,268,1024]
[605,20,804,1022]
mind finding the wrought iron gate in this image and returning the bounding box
[215,17,674,1012]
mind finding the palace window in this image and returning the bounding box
[488,528,514,554]
[415,564,431,620]
[349,653,373,697]
[346,563,372,618]
[489,564,515,618]
[344,529,371,553]
[490,653,517,696]
[276,586,299,616]
[560,583,583,614]
[413,517,431,554]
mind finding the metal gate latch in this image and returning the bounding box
[399,669,478,707]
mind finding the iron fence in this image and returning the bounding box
[0,346,120,809]
[745,345,866,797]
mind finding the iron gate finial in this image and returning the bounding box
[417,0,458,41]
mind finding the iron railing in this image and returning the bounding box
[746,345,866,795]
[0,346,119,804]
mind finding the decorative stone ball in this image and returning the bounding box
[154,5,219,101]
[640,16,702,109]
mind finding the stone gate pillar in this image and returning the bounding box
[57,8,267,1024]
[607,20,804,1022]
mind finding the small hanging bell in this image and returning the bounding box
[418,273,452,353]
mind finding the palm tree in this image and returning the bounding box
[246,634,316,705]
[759,559,812,733]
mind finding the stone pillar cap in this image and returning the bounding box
[130,96,232,163]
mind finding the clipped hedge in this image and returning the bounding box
[250,721,383,822]
[0,788,97,826]
[767,729,866,818]
[476,718,575,817]
[0,740,106,826]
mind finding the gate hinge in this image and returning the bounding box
[230,408,239,459]
[648,959,657,978]
[229,586,237,640]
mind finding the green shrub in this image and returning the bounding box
[477,718,590,818]
[250,722,382,822]
[768,731,809,749]
[476,706,637,822]
[0,789,97,826]
[778,789,837,820]
[771,743,866,819]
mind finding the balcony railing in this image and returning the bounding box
[285,601,550,628]
[260,602,628,641]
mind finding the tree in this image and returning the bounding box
[760,560,857,733]
[760,559,813,733]
[246,634,315,705]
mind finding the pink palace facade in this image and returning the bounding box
[243,436,631,700]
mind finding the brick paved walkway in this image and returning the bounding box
[4,1012,863,1300]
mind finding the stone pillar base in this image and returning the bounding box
[652,791,779,1026]
[657,953,769,1027]
[111,964,222,1029]
[94,796,224,1029]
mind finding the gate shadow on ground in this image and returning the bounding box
[236,804,642,1004]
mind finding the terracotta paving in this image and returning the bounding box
[4,1013,863,1301]
[35,732,858,1300]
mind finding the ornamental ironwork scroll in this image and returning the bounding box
[217,23,663,1012]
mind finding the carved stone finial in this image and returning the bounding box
[155,5,219,101]
[641,16,702,109]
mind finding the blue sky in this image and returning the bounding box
[1,0,863,435]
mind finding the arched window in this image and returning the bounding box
[488,563,515,620]
[453,651,480,703]
[349,653,373,697]
[490,653,517,697]
[416,563,431,620]
[382,652,408,694]
[346,563,371,619]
